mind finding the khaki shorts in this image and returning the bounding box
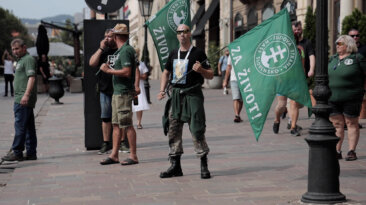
[112,93,133,128]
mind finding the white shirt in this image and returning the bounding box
[4,60,14,74]
[139,62,149,81]
[227,56,237,81]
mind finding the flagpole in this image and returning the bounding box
[301,0,346,203]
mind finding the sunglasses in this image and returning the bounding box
[350,34,360,38]
[336,42,345,46]
[176,29,190,35]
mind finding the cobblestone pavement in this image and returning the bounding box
[0,79,365,205]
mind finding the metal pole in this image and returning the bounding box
[143,22,152,104]
[301,0,346,203]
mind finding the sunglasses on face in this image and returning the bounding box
[350,34,360,38]
[336,42,345,46]
[176,29,190,35]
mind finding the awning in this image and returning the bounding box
[191,4,205,26]
[27,42,83,57]
[192,0,219,37]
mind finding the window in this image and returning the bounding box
[234,13,245,39]
[281,0,297,21]
[235,13,244,27]
[247,8,258,31]
[262,4,275,21]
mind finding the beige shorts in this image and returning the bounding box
[112,93,133,128]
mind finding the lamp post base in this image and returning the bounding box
[302,134,346,204]
[302,192,346,204]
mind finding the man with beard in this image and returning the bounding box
[89,29,118,154]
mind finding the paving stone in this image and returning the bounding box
[0,79,365,204]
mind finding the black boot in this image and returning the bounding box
[200,155,211,179]
[160,155,183,178]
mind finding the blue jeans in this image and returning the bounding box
[100,92,112,119]
[12,103,37,156]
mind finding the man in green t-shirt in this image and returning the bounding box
[2,38,38,162]
[99,23,139,166]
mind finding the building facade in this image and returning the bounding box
[224,0,365,56]
[91,0,366,79]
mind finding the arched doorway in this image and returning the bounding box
[262,3,275,21]
[247,8,258,31]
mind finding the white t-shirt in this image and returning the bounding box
[227,56,237,81]
[138,62,149,82]
[4,60,14,74]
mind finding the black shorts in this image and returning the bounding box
[329,100,362,118]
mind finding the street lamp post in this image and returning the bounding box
[138,0,154,104]
[301,0,346,203]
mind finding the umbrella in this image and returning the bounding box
[27,42,83,57]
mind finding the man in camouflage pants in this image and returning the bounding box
[157,24,214,179]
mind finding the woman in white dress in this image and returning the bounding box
[132,61,150,129]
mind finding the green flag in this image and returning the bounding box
[228,9,312,141]
[146,0,191,71]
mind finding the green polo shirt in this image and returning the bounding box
[328,53,366,102]
[14,53,37,108]
[112,44,136,94]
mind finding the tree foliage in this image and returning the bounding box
[59,19,74,46]
[342,9,366,45]
[207,41,220,76]
[303,6,316,48]
[0,7,33,58]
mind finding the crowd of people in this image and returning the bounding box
[1,22,365,179]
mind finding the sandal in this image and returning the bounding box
[121,158,139,166]
[137,124,143,129]
[100,157,119,165]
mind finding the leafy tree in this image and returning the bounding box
[51,19,84,50]
[59,19,74,46]
[342,9,366,45]
[303,6,316,48]
[0,7,33,59]
[207,41,220,76]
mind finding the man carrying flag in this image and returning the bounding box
[157,24,214,179]
[146,0,191,71]
[228,9,312,140]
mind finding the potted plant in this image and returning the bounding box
[207,41,222,89]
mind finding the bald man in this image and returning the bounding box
[157,24,213,179]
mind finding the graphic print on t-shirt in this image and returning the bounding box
[172,59,188,84]
[108,54,118,68]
